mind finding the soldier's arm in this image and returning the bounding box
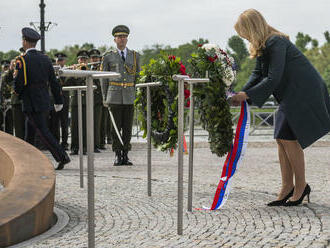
[135,52,141,83]
[48,59,63,105]
[13,58,25,97]
[100,55,110,102]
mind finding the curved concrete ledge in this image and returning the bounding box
[0,131,56,247]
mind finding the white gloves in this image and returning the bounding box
[103,101,109,108]
[54,104,63,112]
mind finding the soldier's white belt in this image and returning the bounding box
[109,82,134,88]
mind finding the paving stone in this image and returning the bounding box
[3,139,328,248]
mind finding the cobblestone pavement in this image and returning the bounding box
[17,139,330,247]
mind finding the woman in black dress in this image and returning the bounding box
[231,9,330,206]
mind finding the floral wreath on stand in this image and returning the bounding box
[190,44,237,157]
[135,53,188,153]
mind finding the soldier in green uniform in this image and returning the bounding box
[0,60,14,135]
[55,52,70,150]
[101,25,140,166]
[89,48,102,153]
[67,50,89,155]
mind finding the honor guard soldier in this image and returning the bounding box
[101,25,140,166]
[67,50,89,155]
[89,48,102,153]
[0,60,14,134]
[13,27,70,170]
[9,57,26,139]
[55,52,70,150]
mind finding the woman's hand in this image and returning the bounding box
[230,91,249,106]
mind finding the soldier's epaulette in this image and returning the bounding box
[102,49,117,57]
[15,55,24,70]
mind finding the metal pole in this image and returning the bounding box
[177,78,184,235]
[187,83,194,212]
[77,90,84,188]
[86,76,95,248]
[147,86,151,196]
[39,0,45,53]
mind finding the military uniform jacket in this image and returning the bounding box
[101,48,140,105]
[14,49,63,112]
[0,70,13,104]
[242,35,330,149]
[91,64,103,106]
[66,76,86,106]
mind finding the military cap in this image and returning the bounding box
[55,52,67,61]
[1,60,10,66]
[77,50,89,59]
[112,25,130,37]
[89,48,101,58]
[22,27,41,42]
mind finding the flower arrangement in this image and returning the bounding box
[135,53,188,152]
[190,44,237,157]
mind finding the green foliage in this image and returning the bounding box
[140,38,209,73]
[227,35,249,69]
[233,57,256,92]
[190,47,234,157]
[135,53,187,152]
[324,31,330,44]
[305,43,330,91]
[295,32,312,52]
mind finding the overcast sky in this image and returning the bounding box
[1,0,329,53]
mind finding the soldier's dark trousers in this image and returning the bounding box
[94,103,103,148]
[109,104,134,152]
[12,104,25,139]
[49,109,60,141]
[59,99,69,145]
[71,105,87,151]
[25,111,67,162]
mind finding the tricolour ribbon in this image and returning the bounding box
[203,101,250,210]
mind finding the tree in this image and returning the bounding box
[325,31,330,44]
[233,57,256,92]
[227,35,249,69]
[295,32,312,52]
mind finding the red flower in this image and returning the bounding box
[184,88,190,107]
[179,64,187,75]
[168,55,176,61]
[207,55,218,63]
[197,44,203,47]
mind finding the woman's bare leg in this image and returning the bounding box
[276,139,294,200]
[280,139,306,201]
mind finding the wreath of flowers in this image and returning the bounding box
[135,53,188,152]
[190,44,237,157]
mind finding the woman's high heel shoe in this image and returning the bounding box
[284,184,311,206]
[267,188,294,206]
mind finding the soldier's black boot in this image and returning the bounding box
[113,150,122,166]
[122,151,133,166]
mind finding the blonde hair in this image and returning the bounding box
[234,9,289,58]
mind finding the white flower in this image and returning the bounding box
[202,43,219,51]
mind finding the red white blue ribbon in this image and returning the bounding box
[204,101,250,210]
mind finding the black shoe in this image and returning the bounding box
[107,139,112,144]
[114,151,122,166]
[267,188,294,206]
[56,153,71,170]
[122,151,133,166]
[284,184,311,206]
[94,148,101,153]
[70,149,78,155]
